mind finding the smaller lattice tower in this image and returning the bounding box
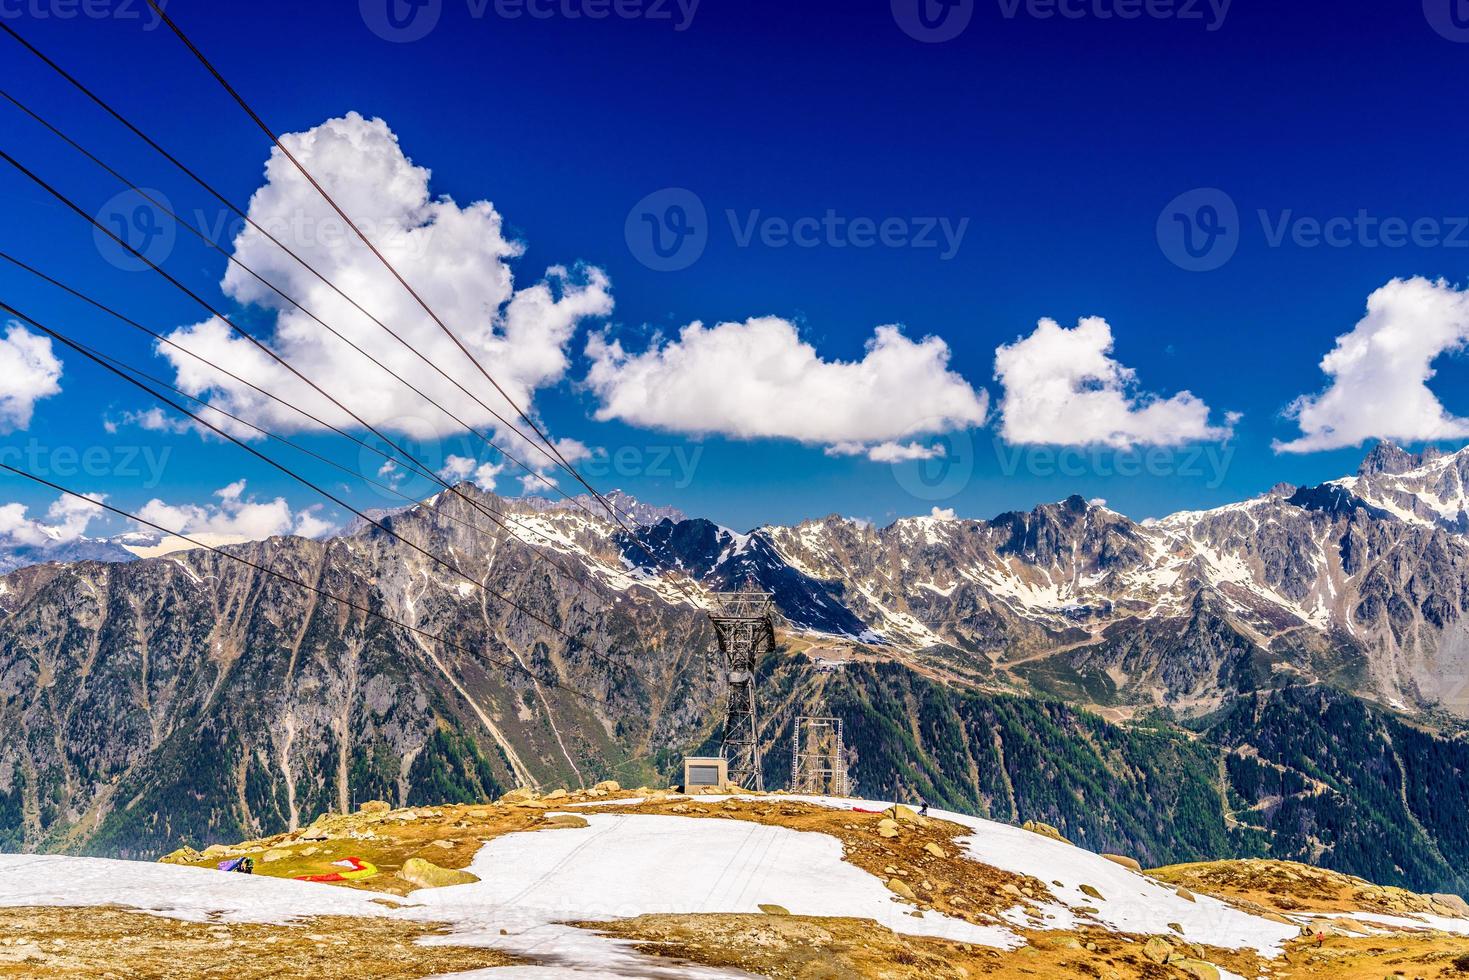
[790,715,848,796]
[708,590,775,790]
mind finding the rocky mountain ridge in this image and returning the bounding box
[3,441,1469,892]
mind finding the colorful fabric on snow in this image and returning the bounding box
[294,856,378,882]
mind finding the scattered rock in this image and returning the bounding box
[1078,884,1103,900]
[923,842,947,859]
[544,789,568,801]
[593,780,621,793]
[758,904,790,916]
[261,849,291,863]
[397,858,480,890]
[1175,886,1196,902]
[877,818,901,839]
[1167,922,1184,934]
[358,800,391,815]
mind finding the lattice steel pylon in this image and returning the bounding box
[708,591,775,790]
[791,716,848,796]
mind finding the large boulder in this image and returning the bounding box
[885,878,917,902]
[1142,938,1173,965]
[1172,958,1220,980]
[1101,854,1142,873]
[540,814,590,830]
[158,846,202,866]
[1432,893,1469,917]
[886,805,926,826]
[1021,820,1071,844]
[397,858,480,889]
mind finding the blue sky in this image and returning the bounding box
[3,0,1469,536]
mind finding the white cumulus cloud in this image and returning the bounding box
[826,440,945,463]
[1276,277,1469,453]
[440,454,505,491]
[156,113,612,479]
[0,323,63,434]
[584,317,987,460]
[0,493,107,547]
[994,316,1234,449]
[135,481,330,541]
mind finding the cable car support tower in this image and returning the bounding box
[708,590,774,790]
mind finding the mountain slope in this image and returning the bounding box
[4,443,1469,896]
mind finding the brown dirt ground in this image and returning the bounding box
[578,913,1271,980]
[1148,859,1457,917]
[1272,934,1469,979]
[0,905,516,979]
